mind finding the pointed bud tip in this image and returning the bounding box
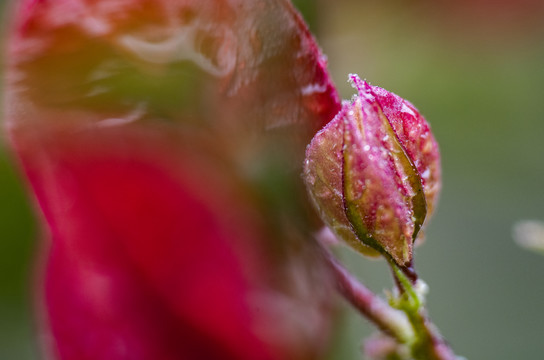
[348,74,376,105]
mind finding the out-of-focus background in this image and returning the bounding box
[1,3,40,359]
[2,0,544,359]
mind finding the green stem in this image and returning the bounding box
[387,261,459,360]
[388,259,421,311]
[316,231,462,360]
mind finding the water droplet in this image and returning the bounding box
[317,187,332,199]
[306,173,316,186]
[421,168,430,179]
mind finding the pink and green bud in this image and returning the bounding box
[304,74,441,266]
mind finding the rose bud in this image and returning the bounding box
[304,74,441,267]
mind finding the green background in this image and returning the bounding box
[2,0,544,358]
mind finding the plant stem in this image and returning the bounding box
[316,231,462,360]
[403,309,458,360]
[319,245,414,344]
[387,261,459,360]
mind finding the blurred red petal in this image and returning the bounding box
[4,0,340,359]
[23,129,272,359]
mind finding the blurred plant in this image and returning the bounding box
[3,1,340,359]
[2,0,463,359]
[513,220,544,255]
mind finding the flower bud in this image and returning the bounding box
[304,74,441,266]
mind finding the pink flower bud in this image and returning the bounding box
[304,74,441,266]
